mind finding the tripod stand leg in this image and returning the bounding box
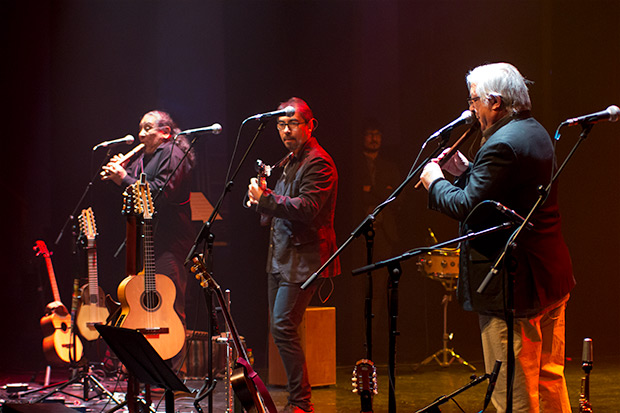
[87,373,124,405]
[31,375,79,403]
[415,290,476,371]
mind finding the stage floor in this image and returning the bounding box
[1,356,619,412]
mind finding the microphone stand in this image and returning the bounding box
[185,120,269,413]
[301,131,453,291]
[112,133,198,258]
[299,130,454,413]
[351,222,514,413]
[414,372,490,413]
[106,132,212,408]
[476,123,594,413]
[55,148,114,246]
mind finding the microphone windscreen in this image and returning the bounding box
[607,105,620,122]
[284,105,295,117]
[582,338,593,363]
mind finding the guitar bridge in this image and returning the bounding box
[137,327,170,336]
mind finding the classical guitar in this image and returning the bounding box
[34,240,83,365]
[75,207,110,341]
[114,174,185,360]
[352,359,377,413]
[190,255,277,413]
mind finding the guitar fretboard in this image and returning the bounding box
[143,218,157,293]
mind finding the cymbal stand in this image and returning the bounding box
[417,276,475,371]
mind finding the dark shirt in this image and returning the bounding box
[121,140,194,257]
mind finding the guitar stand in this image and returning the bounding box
[22,364,122,406]
[416,278,475,372]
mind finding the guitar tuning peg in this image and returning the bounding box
[352,389,358,393]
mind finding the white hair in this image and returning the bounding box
[466,63,532,113]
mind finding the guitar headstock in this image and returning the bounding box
[137,173,154,220]
[255,159,272,178]
[122,173,155,219]
[34,240,51,258]
[352,358,378,404]
[78,207,97,241]
[189,255,219,290]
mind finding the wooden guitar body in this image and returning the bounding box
[75,207,109,341]
[34,240,83,365]
[116,174,186,361]
[40,312,83,365]
[76,284,110,341]
[115,272,185,360]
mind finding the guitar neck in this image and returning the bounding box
[44,255,62,303]
[143,218,157,292]
[212,283,250,363]
[85,239,100,303]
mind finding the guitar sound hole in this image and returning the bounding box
[141,291,162,311]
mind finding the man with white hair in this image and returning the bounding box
[421,63,575,412]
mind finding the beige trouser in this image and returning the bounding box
[479,295,571,413]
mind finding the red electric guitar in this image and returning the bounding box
[34,240,84,365]
[114,174,185,360]
[190,255,277,413]
[75,207,110,341]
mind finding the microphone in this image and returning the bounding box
[429,110,474,140]
[491,200,533,229]
[92,135,134,151]
[245,105,295,121]
[582,337,593,369]
[562,105,620,126]
[178,123,222,135]
[481,360,502,412]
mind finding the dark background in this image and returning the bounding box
[2,0,619,376]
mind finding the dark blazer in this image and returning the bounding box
[428,112,575,317]
[257,137,340,283]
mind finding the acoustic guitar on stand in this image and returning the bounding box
[114,174,185,360]
[34,240,83,365]
[75,207,110,341]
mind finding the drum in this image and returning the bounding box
[418,248,459,281]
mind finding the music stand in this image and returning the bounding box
[95,325,191,413]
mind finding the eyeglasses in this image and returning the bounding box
[467,96,481,106]
[276,120,306,130]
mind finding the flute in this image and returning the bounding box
[100,143,145,178]
[414,121,480,189]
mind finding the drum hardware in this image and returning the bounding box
[416,248,475,371]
